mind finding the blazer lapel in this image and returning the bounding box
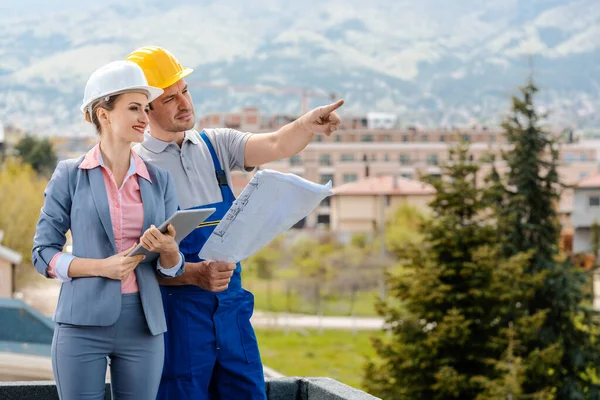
[139,177,155,233]
[88,167,117,253]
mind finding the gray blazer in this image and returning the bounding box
[32,155,182,335]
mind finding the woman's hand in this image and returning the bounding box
[99,243,145,280]
[140,224,178,255]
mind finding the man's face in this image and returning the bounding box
[148,79,195,132]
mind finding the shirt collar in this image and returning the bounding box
[79,143,152,183]
[141,129,201,153]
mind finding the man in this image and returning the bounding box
[127,46,343,400]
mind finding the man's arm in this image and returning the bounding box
[158,260,236,292]
[244,99,344,167]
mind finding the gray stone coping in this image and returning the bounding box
[0,378,381,399]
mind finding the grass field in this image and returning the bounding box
[255,328,383,392]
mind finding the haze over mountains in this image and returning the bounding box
[1,0,599,134]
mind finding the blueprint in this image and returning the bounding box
[198,169,333,262]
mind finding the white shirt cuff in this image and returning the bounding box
[157,253,184,277]
[55,254,76,282]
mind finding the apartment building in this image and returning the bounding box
[200,108,597,230]
[5,108,593,233]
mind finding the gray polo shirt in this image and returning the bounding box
[133,129,253,210]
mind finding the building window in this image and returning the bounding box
[319,154,332,166]
[290,155,302,166]
[399,154,410,165]
[401,172,413,179]
[402,135,409,142]
[384,154,390,162]
[320,197,331,207]
[343,173,358,183]
[462,134,471,142]
[370,154,376,162]
[580,172,589,179]
[564,153,575,163]
[383,135,392,142]
[335,135,341,142]
[340,154,355,162]
[315,135,323,142]
[427,154,438,166]
[317,214,330,225]
[590,196,600,207]
[422,135,428,142]
[361,135,373,142]
[489,135,495,143]
[320,174,334,185]
[581,153,587,162]
[440,135,445,142]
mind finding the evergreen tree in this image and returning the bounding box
[364,141,541,399]
[15,135,57,176]
[491,81,600,398]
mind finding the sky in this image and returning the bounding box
[0,0,118,18]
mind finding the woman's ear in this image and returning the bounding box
[97,108,110,124]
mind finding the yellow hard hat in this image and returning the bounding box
[125,46,193,89]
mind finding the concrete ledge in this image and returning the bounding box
[0,378,380,399]
[303,378,380,400]
[0,381,110,400]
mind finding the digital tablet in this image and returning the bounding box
[127,208,216,261]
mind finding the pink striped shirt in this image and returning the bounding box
[48,144,151,293]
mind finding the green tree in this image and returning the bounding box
[15,135,58,176]
[490,81,600,398]
[292,234,339,315]
[245,237,282,312]
[329,234,380,316]
[385,203,426,259]
[364,141,541,399]
[0,158,48,264]
[591,220,600,266]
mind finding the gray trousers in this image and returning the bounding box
[51,293,164,400]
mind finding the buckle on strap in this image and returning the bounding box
[215,170,228,186]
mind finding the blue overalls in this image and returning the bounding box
[157,132,266,400]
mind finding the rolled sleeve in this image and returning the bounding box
[157,252,185,278]
[32,161,72,278]
[54,254,76,282]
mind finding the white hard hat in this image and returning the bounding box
[81,60,164,116]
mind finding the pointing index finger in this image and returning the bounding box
[320,99,344,115]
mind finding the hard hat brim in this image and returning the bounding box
[157,67,194,90]
[80,85,164,114]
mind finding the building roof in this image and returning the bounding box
[0,298,54,350]
[0,341,51,358]
[578,174,600,189]
[0,245,21,264]
[332,175,435,196]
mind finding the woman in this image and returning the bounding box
[32,60,184,400]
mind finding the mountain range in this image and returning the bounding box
[0,0,599,135]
